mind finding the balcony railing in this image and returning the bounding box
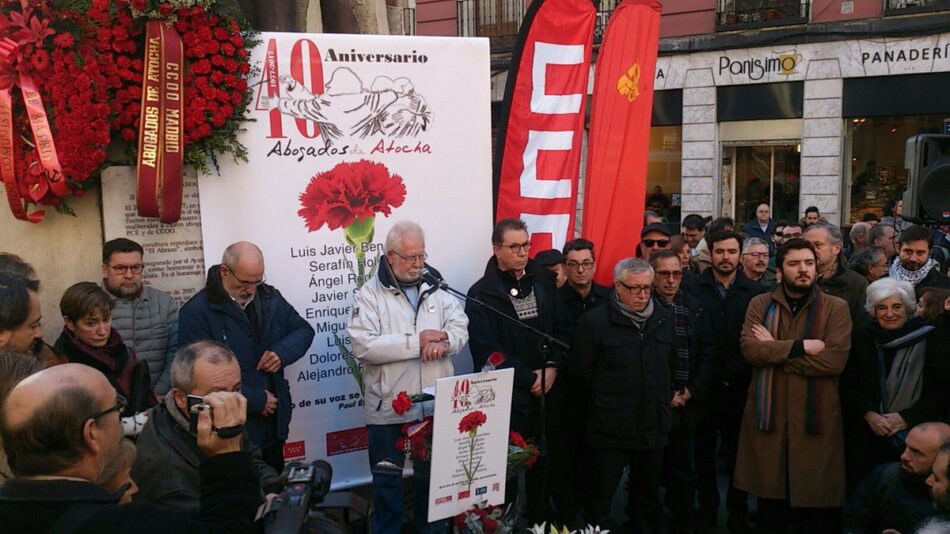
[457,0,618,52]
[716,1,809,31]
[885,0,950,14]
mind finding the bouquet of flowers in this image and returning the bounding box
[454,501,515,534]
[506,431,540,478]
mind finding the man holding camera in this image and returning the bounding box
[132,341,282,510]
[0,363,259,532]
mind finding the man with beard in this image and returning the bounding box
[467,218,572,522]
[349,222,469,534]
[843,422,950,534]
[102,239,179,397]
[735,239,852,534]
[804,222,869,327]
[741,237,776,288]
[888,225,950,298]
[692,230,768,532]
[650,251,714,534]
[917,443,950,533]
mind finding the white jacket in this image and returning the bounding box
[348,262,469,425]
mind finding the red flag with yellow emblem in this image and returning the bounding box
[582,0,661,285]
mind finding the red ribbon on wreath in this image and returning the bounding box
[136,20,184,224]
[0,35,67,223]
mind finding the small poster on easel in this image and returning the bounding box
[427,369,514,522]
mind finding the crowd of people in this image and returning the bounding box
[1,204,950,533]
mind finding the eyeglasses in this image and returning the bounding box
[743,252,769,259]
[655,270,683,279]
[390,250,428,264]
[88,393,127,423]
[223,265,265,289]
[108,264,144,275]
[566,260,594,270]
[617,281,652,294]
[642,239,670,248]
[497,242,531,254]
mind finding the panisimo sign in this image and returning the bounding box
[718,51,802,80]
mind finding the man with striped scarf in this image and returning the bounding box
[735,239,852,534]
[649,250,714,534]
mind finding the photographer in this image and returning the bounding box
[0,363,259,533]
[133,341,282,510]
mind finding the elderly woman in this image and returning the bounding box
[841,278,948,489]
[54,282,155,436]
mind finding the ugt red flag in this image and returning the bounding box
[582,0,661,285]
[494,0,595,254]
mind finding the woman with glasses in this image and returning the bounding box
[841,278,949,490]
[54,282,156,437]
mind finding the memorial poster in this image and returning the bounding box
[196,32,492,487]
[428,369,514,521]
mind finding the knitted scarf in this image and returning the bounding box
[754,289,823,435]
[614,293,653,328]
[874,317,934,415]
[657,293,691,389]
[888,256,938,286]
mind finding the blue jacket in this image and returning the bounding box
[179,265,314,447]
[741,218,776,254]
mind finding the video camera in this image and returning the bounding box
[259,460,356,534]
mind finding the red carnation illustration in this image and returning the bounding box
[458,410,487,434]
[458,410,488,489]
[298,159,406,288]
[297,159,406,233]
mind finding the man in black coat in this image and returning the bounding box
[650,251,715,534]
[559,238,611,323]
[842,422,950,534]
[692,231,769,532]
[568,257,675,533]
[0,363,259,533]
[466,218,572,521]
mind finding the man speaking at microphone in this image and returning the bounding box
[348,221,469,534]
[466,218,573,522]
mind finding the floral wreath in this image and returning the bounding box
[0,0,255,221]
[89,0,256,174]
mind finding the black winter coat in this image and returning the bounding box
[466,257,573,422]
[842,462,935,534]
[691,269,768,387]
[0,452,259,533]
[568,294,676,450]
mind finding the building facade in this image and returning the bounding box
[416,0,950,226]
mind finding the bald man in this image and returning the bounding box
[843,422,950,534]
[0,363,258,532]
[179,242,315,472]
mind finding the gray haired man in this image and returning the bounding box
[805,221,869,327]
[567,258,676,532]
[741,237,776,288]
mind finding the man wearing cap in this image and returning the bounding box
[536,249,567,288]
[640,223,672,260]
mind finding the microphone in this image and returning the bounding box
[421,268,446,289]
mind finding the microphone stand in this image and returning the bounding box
[425,271,566,521]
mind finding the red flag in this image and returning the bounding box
[582,0,661,285]
[494,0,595,254]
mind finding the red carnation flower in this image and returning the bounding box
[509,432,527,449]
[53,33,75,48]
[297,160,407,232]
[392,391,413,415]
[458,411,487,434]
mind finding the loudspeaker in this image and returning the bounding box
[904,134,950,224]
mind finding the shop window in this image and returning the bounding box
[646,125,683,222]
[844,115,949,224]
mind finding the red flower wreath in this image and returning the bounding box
[87,0,255,173]
[0,2,112,214]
